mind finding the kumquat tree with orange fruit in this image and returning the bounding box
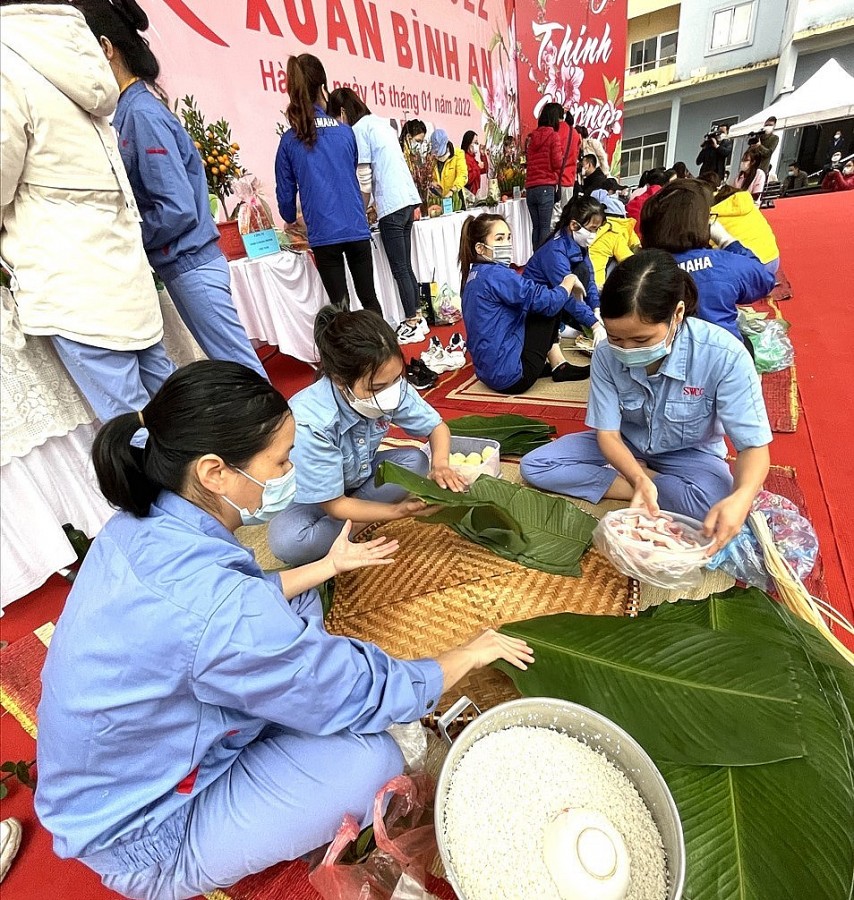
[179,95,244,219]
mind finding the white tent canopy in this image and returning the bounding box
[729,58,854,137]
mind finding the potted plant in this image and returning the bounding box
[180,95,247,261]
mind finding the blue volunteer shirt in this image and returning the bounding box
[113,81,220,281]
[522,230,600,328]
[35,491,442,862]
[275,107,370,247]
[462,262,573,392]
[673,243,775,341]
[290,376,441,504]
[587,317,772,457]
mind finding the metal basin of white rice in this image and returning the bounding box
[435,697,685,900]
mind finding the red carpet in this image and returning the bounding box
[1,193,852,900]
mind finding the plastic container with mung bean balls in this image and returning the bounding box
[425,436,501,486]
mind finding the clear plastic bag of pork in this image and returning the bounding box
[593,508,715,591]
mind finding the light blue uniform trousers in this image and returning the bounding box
[51,336,176,423]
[268,447,430,566]
[93,590,404,900]
[521,430,733,521]
[162,255,267,380]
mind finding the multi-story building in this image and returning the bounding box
[621,0,854,182]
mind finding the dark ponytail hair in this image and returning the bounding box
[92,361,289,518]
[313,307,403,389]
[459,213,507,285]
[552,195,605,240]
[286,53,328,146]
[326,87,370,126]
[599,249,698,324]
[75,0,165,100]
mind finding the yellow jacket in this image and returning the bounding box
[589,217,641,288]
[433,149,467,209]
[711,192,779,264]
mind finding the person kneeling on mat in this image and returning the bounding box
[268,307,467,567]
[521,250,771,551]
[459,214,591,395]
[35,360,535,900]
[522,195,609,346]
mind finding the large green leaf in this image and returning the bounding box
[376,464,596,576]
[495,612,804,766]
[643,589,854,900]
[463,477,597,576]
[447,414,556,456]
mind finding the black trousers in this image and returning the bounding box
[500,313,561,395]
[312,240,382,315]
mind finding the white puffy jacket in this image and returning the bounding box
[0,4,163,350]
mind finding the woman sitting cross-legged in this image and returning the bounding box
[34,360,534,900]
[459,214,592,395]
[521,250,771,551]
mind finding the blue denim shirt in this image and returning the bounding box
[35,492,443,862]
[290,376,441,505]
[586,317,772,457]
[113,81,220,281]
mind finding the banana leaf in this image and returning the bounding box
[446,413,556,456]
[649,589,854,900]
[495,611,804,766]
[376,463,596,576]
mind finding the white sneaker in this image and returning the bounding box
[416,317,431,337]
[420,335,443,363]
[422,348,466,373]
[0,818,22,883]
[396,321,423,345]
[559,324,581,341]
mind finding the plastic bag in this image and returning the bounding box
[747,319,795,373]
[309,773,440,900]
[707,491,818,590]
[592,509,712,591]
[433,284,462,326]
[234,176,275,235]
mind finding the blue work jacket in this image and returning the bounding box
[113,81,220,281]
[462,262,572,391]
[275,107,370,247]
[673,243,776,341]
[587,317,772,457]
[290,376,440,505]
[34,491,442,863]
[522,230,601,328]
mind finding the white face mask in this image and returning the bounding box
[223,466,297,526]
[345,379,403,419]
[740,161,751,172]
[485,242,513,265]
[844,166,854,176]
[572,226,597,249]
[763,125,774,134]
[834,133,842,140]
[472,142,480,153]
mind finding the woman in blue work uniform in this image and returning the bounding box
[523,195,609,346]
[521,251,771,550]
[459,214,591,394]
[275,54,382,316]
[77,0,266,380]
[267,307,466,566]
[640,180,775,353]
[35,360,533,900]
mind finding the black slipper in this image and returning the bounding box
[539,361,553,378]
[552,361,590,382]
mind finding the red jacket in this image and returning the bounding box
[465,150,487,193]
[525,127,562,188]
[822,170,854,192]
[556,122,580,187]
[626,184,662,236]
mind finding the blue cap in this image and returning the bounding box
[591,189,626,217]
[430,129,449,157]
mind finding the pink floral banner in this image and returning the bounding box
[515,0,627,173]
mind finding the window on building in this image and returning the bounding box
[629,31,679,73]
[621,132,668,180]
[710,2,755,51]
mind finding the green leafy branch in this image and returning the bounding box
[0,759,35,799]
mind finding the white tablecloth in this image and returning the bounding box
[229,199,533,363]
[0,291,205,608]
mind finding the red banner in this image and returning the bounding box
[515,0,627,173]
